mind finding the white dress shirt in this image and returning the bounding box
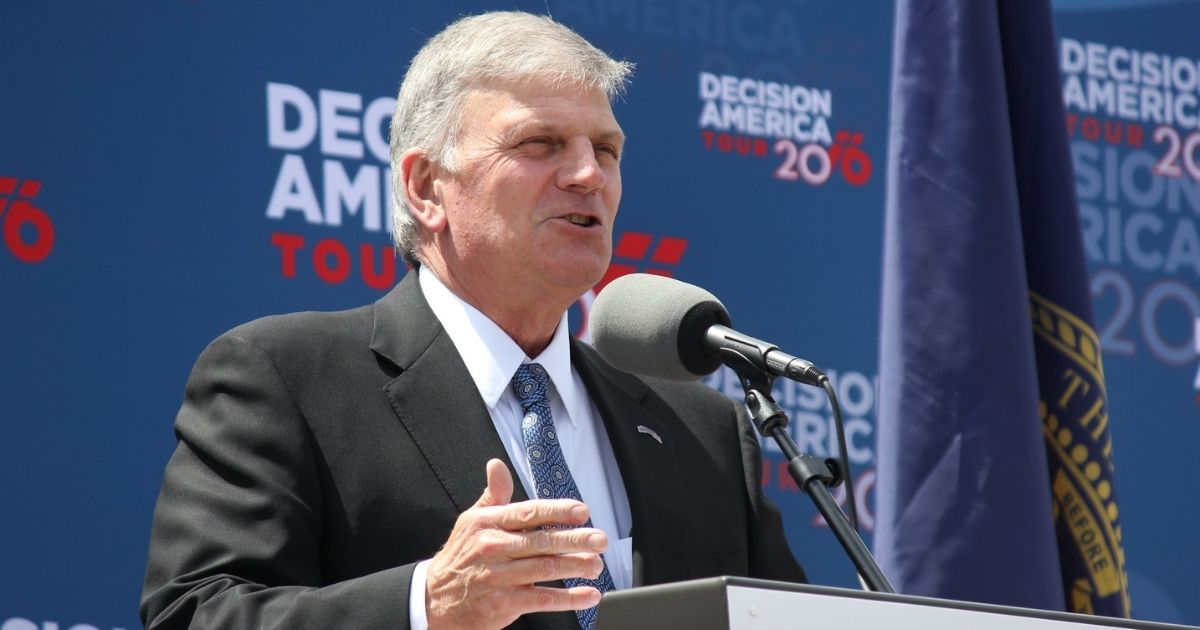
[408,268,634,628]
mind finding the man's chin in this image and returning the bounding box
[541,260,609,297]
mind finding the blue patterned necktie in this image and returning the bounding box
[511,363,615,630]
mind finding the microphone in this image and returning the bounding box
[589,273,824,385]
[590,274,893,594]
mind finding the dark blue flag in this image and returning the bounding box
[874,0,1129,617]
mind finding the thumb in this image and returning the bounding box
[475,458,514,508]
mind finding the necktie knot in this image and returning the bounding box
[512,363,551,413]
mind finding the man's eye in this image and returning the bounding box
[596,145,621,160]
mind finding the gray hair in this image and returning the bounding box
[388,11,634,266]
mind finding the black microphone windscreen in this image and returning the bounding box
[589,273,731,381]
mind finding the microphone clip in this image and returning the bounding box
[720,347,780,421]
[744,389,841,489]
[722,350,843,488]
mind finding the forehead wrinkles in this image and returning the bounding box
[465,83,620,140]
[453,90,531,152]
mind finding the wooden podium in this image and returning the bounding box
[595,577,1194,630]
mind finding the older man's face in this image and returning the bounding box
[434,79,624,303]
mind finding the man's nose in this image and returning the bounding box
[557,139,607,194]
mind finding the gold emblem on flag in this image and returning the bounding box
[1031,291,1130,616]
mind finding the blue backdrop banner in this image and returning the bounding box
[2,2,1197,628]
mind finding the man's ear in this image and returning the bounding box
[399,148,448,234]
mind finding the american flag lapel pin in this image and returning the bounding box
[636,425,663,445]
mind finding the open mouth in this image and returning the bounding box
[563,213,598,227]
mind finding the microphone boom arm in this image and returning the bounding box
[719,348,895,594]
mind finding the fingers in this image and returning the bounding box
[516,584,603,614]
[475,458,514,509]
[426,461,609,628]
[503,525,608,559]
[506,551,605,584]
[471,462,592,532]
[489,497,591,531]
[472,460,592,532]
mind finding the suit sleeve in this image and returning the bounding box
[140,330,417,629]
[734,401,809,583]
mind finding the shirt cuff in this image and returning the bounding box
[408,559,431,630]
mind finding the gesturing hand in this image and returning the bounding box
[425,459,608,630]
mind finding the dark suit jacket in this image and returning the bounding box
[141,272,805,629]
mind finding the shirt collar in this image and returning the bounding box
[418,267,581,426]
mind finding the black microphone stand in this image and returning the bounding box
[720,349,894,593]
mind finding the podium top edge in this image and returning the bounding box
[601,577,1196,630]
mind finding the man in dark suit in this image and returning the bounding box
[141,11,804,630]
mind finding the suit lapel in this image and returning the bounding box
[371,273,530,513]
[371,274,580,630]
[572,343,689,587]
